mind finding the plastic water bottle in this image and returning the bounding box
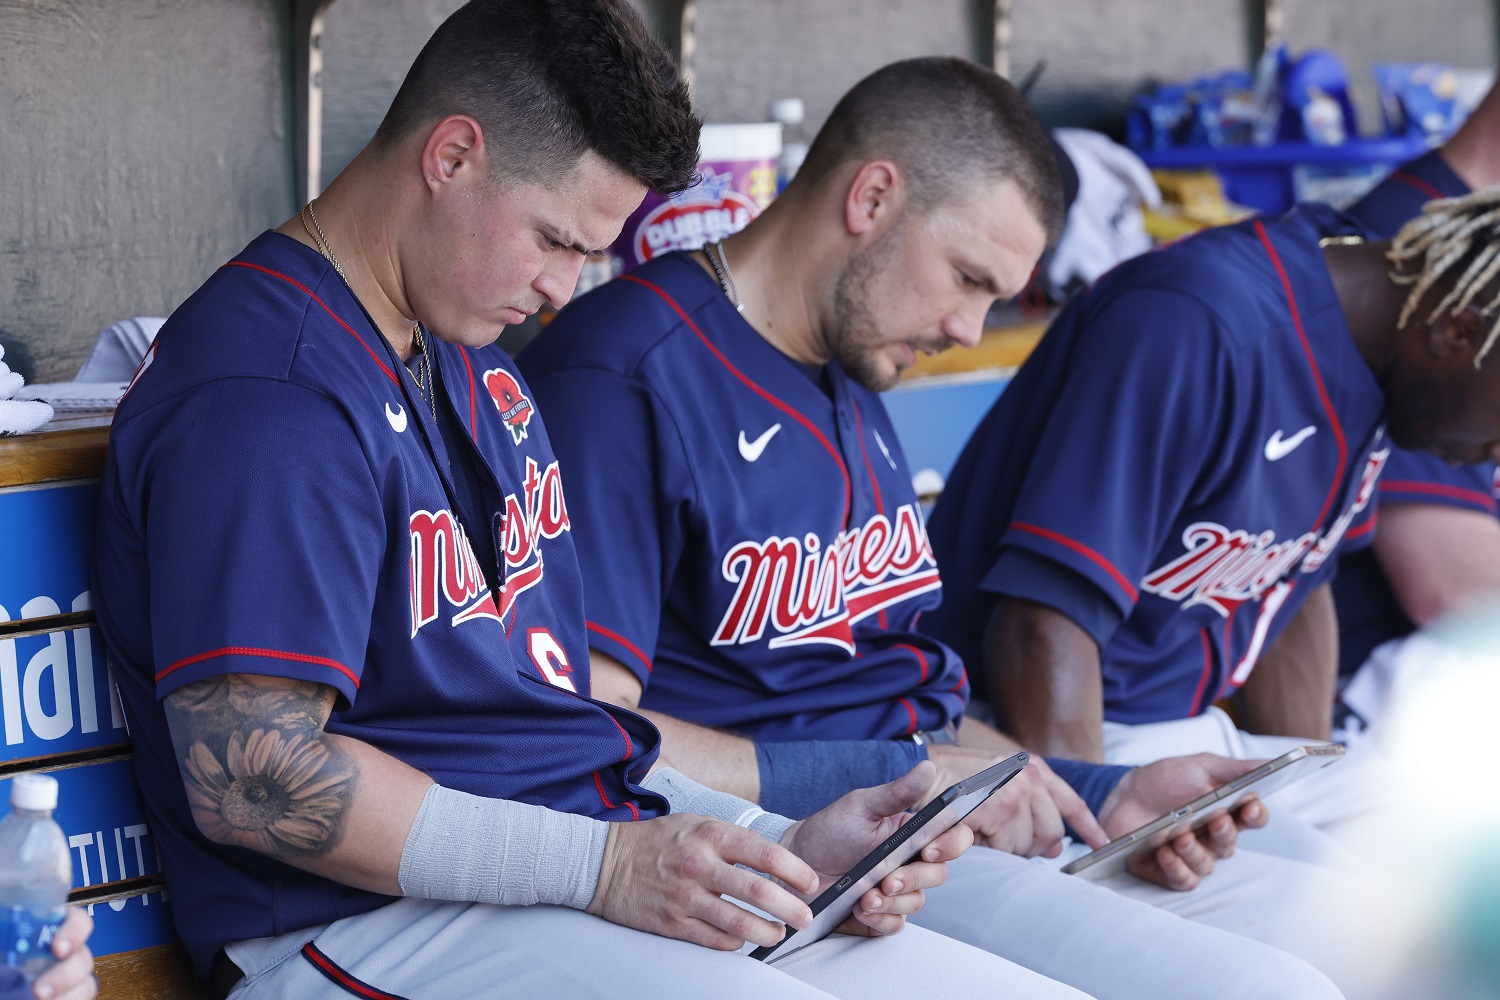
[0,775,70,982]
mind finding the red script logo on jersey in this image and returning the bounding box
[408,457,571,635]
[712,503,940,654]
[1141,449,1390,616]
[484,368,535,445]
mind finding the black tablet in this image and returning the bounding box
[1061,744,1345,880]
[751,752,1029,963]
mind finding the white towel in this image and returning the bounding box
[1046,129,1161,299]
[76,316,165,382]
[0,342,54,436]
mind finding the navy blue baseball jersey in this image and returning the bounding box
[1333,153,1500,675]
[519,252,969,741]
[94,232,665,976]
[1348,149,1467,239]
[924,204,1389,725]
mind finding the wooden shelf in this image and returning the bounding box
[0,415,111,489]
[900,322,1047,382]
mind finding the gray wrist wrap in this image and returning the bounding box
[397,784,608,910]
[642,767,797,843]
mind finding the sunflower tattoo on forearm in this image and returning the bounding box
[166,676,357,857]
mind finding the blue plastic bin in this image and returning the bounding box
[1138,136,1434,215]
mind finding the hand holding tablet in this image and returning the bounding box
[1065,745,1345,883]
[752,753,1030,963]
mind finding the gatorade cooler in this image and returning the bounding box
[610,122,782,271]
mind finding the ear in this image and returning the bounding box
[420,115,488,195]
[1428,304,1489,366]
[842,161,903,238]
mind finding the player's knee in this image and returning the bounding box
[1227,949,1345,1000]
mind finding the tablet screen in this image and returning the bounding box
[751,752,1029,963]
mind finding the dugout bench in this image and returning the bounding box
[0,418,207,999]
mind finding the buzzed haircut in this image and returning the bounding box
[374,0,701,195]
[796,57,1065,243]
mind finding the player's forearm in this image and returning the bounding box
[983,597,1107,761]
[1376,505,1500,625]
[1237,583,1336,741]
[637,707,762,800]
[165,674,432,895]
[955,714,1026,754]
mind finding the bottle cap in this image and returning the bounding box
[10,774,58,811]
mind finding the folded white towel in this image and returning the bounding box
[0,340,56,435]
[0,399,55,436]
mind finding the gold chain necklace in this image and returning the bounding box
[301,201,435,420]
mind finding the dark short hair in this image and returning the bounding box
[374,0,701,194]
[796,57,1065,243]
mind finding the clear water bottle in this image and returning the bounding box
[0,775,70,982]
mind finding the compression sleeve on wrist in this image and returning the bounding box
[1044,757,1132,817]
[397,783,609,910]
[642,767,797,844]
[755,740,928,819]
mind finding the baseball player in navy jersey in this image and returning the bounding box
[522,58,1354,1000]
[920,177,1500,819]
[1330,85,1500,742]
[88,7,1095,1000]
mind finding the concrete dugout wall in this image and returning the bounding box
[1,0,1494,381]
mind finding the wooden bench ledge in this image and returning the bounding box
[96,943,211,1000]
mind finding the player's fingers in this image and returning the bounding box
[854,760,939,821]
[694,893,795,949]
[920,819,973,864]
[51,907,93,960]
[832,914,884,938]
[672,911,762,952]
[880,858,949,898]
[1233,794,1268,829]
[859,890,921,934]
[34,945,97,1000]
[1154,842,1202,891]
[717,824,819,897]
[712,862,813,931]
[1042,769,1109,850]
[980,797,1033,856]
[1204,813,1238,858]
[865,886,925,921]
[1170,829,1217,877]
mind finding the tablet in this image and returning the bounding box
[751,752,1029,964]
[1061,744,1345,880]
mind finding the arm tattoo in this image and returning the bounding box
[165,675,358,858]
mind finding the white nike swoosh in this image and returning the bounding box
[1265,425,1316,461]
[738,423,782,462]
[386,402,408,434]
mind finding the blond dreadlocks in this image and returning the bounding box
[1387,186,1500,368]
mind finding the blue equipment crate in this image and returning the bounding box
[1138,136,1434,215]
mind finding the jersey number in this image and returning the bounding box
[527,628,578,693]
